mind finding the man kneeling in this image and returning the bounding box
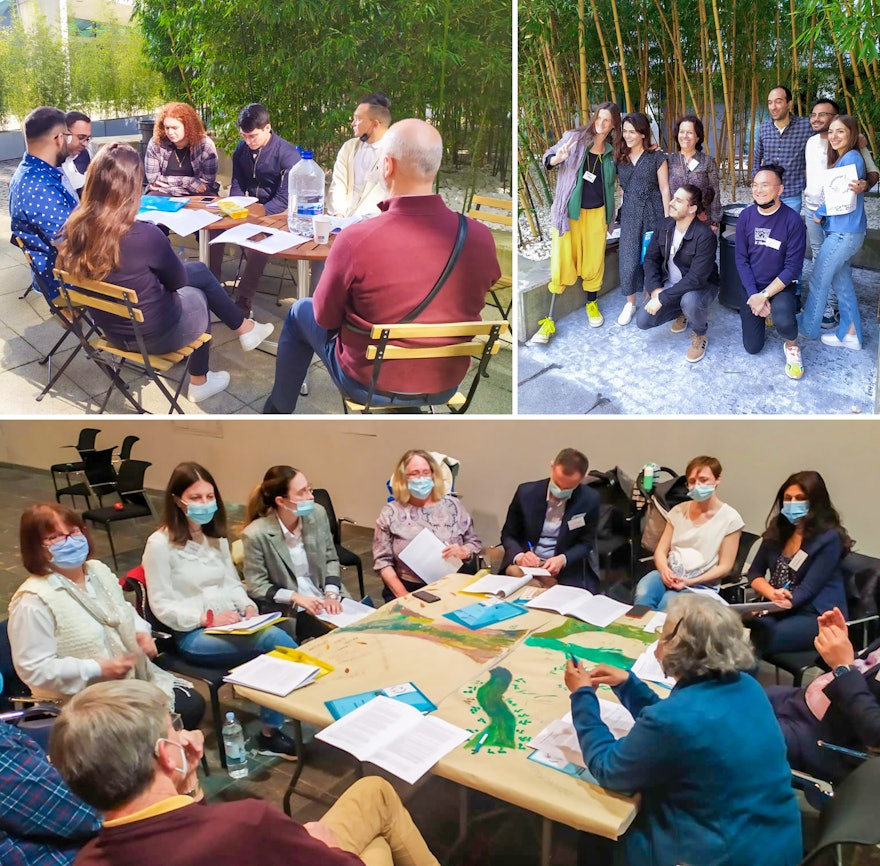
[635,184,719,363]
[50,680,440,866]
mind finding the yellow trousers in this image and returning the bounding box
[322,777,440,866]
[548,207,607,295]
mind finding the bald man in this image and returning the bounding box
[265,118,501,413]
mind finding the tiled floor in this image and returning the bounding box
[0,464,848,863]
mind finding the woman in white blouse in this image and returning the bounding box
[8,503,203,728]
[143,461,298,759]
[634,455,744,611]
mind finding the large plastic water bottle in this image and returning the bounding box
[287,151,325,234]
[222,712,249,779]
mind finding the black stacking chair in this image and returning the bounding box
[313,488,364,597]
[50,427,101,494]
[54,446,118,511]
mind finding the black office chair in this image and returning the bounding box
[765,554,880,686]
[717,530,762,602]
[50,427,101,494]
[83,460,155,571]
[122,570,230,768]
[313,488,365,598]
[119,435,140,461]
[799,756,880,864]
[54,446,118,512]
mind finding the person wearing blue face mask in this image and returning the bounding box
[143,461,299,760]
[8,502,205,732]
[374,450,482,602]
[746,470,852,657]
[634,455,744,611]
[241,465,348,641]
[500,448,601,591]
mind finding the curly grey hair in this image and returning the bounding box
[661,593,755,681]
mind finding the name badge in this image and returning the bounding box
[789,549,808,571]
[582,170,597,183]
[687,158,699,171]
[754,227,782,250]
[568,513,586,530]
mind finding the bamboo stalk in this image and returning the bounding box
[608,0,632,111]
[710,0,735,201]
[577,0,588,124]
[588,0,615,96]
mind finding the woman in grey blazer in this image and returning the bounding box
[241,465,347,640]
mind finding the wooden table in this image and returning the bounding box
[235,574,663,861]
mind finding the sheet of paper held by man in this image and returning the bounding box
[210,222,311,254]
[398,527,463,584]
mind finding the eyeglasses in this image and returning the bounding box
[286,487,314,500]
[170,712,183,732]
[750,182,777,191]
[55,132,73,143]
[70,133,92,143]
[43,528,84,547]
[661,617,683,644]
[406,470,433,479]
[809,112,834,119]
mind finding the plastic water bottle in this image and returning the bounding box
[222,712,248,779]
[287,151,325,234]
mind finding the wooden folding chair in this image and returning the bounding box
[342,320,509,414]
[466,195,513,319]
[54,269,211,414]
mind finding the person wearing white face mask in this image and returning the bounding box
[746,470,852,656]
[143,461,299,760]
[8,502,204,730]
[634,455,744,611]
[501,448,601,591]
[241,465,348,641]
[374,450,482,602]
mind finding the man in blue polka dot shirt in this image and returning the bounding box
[9,106,78,302]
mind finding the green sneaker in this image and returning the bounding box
[586,301,604,328]
[530,317,556,345]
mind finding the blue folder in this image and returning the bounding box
[443,600,527,630]
[139,195,188,213]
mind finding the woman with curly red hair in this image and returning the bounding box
[145,102,219,196]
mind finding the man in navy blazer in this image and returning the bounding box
[635,183,719,364]
[500,448,600,591]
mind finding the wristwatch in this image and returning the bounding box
[324,587,341,599]
[760,289,771,299]
[833,664,854,678]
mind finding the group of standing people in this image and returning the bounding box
[534,86,878,378]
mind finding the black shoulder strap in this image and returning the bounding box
[400,213,468,322]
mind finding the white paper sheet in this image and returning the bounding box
[630,641,676,688]
[204,611,282,633]
[518,566,552,578]
[398,527,462,584]
[643,611,667,634]
[209,222,311,254]
[524,584,630,628]
[315,695,469,784]
[464,573,533,598]
[210,196,259,208]
[223,654,319,696]
[316,598,377,628]
[135,208,222,235]
[823,163,858,216]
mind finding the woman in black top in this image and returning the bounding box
[57,143,275,403]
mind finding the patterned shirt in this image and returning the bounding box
[752,115,813,197]
[144,137,219,196]
[0,723,100,865]
[8,154,78,301]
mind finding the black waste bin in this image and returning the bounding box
[138,117,155,160]
[719,202,748,310]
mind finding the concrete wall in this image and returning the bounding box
[1,418,879,556]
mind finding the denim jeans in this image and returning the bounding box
[798,231,865,342]
[265,298,456,413]
[634,570,719,611]
[635,287,717,336]
[803,206,834,308]
[176,625,297,727]
[781,194,802,217]
[740,286,798,354]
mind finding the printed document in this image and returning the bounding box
[223,654,320,696]
[464,573,533,598]
[136,208,221,236]
[398,528,462,584]
[316,598,377,629]
[525,585,631,628]
[210,223,311,254]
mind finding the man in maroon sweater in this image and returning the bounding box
[264,117,500,413]
[50,681,440,866]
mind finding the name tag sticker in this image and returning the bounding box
[582,170,597,183]
[789,549,808,571]
[754,227,782,250]
[568,514,586,530]
[687,158,699,171]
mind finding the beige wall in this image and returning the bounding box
[0,418,876,554]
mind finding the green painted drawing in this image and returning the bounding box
[339,601,528,664]
[525,618,652,668]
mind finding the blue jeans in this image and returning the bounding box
[782,194,802,217]
[176,625,297,727]
[265,298,456,413]
[635,287,717,336]
[634,570,682,611]
[804,206,834,308]
[740,286,798,354]
[798,231,865,342]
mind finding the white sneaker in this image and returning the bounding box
[821,332,861,350]
[239,320,275,351]
[617,301,637,326]
[188,370,230,403]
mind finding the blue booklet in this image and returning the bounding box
[325,682,436,720]
[139,195,188,213]
[443,600,527,630]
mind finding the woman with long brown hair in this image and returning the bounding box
[530,102,622,344]
[144,101,219,196]
[746,469,852,656]
[57,143,274,403]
